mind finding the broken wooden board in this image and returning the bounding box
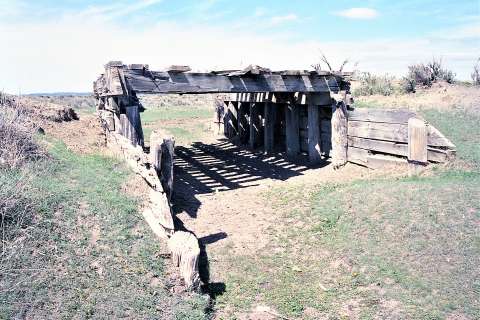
[348,121,455,148]
[348,147,409,169]
[347,136,453,163]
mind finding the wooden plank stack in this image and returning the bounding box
[347,108,455,168]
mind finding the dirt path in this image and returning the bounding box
[172,139,377,255]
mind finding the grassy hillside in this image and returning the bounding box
[212,107,480,319]
[0,141,208,319]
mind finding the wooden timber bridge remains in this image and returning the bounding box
[93,61,456,290]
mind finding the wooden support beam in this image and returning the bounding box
[227,101,239,138]
[238,102,250,144]
[331,101,348,168]
[125,105,144,147]
[408,118,428,163]
[264,101,276,153]
[249,102,262,149]
[285,101,300,157]
[307,95,322,163]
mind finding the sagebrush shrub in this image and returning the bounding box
[403,58,456,92]
[472,58,480,85]
[354,72,396,96]
[0,103,45,168]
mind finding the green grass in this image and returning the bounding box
[141,106,211,146]
[212,108,480,319]
[142,106,212,124]
[0,141,208,319]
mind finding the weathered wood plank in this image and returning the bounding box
[123,69,341,94]
[348,120,455,148]
[238,102,250,144]
[408,118,428,163]
[285,103,300,157]
[331,102,348,168]
[348,136,451,162]
[125,105,144,147]
[348,108,416,124]
[307,97,321,164]
[264,101,276,153]
[249,102,263,149]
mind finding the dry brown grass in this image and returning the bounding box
[0,100,45,169]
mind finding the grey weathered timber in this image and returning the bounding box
[347,136,452,163]
[238,102,250,144]
[125,105,144,147]
[348,108,416,124]
[249,102,262,149]
[160,137,175,200]
[93,62,351,97]
[264,101,276,153]
[331,101,348,168]
[320,119,332,157]
[119,113,128,137]
[348,121,453,147]
[408,118,428,163]
[307,95,321,163]
[168,231,201,291]
[123,69,341,95]
[226,101,239,138]
[285,102,300,157]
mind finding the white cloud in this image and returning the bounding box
[78,0,163,21]
[254,7,266,17]
[0,6,477,93]
[270,14,298,25]
[335,8,379,20]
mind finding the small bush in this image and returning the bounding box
[472,58,480,85]
[0,106,45,168]
[403,58,456,92]
[354,72,396,96]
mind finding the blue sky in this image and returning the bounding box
[0,0,479,93]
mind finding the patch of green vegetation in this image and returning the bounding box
[421,109,480,168]
[142,106,211,124]
[0,141,208,319]
[214,108,480,319]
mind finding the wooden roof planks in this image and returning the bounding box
[93,61,351,97]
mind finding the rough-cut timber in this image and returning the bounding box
[408,118,428,163]
[307,94,322,163]
[285,103,300,157]
[168,231,201,291]
[94,62,352,98]
[263,101,276,152]
[331,101,348,168]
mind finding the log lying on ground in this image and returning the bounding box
[168,231,201,291]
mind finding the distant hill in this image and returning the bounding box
[26,92,92,97]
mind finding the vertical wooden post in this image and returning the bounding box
[125,105,144,147]
[238,102,250,144]
[264,101,276,153]
[229,101,239,138]
[249,102,261,149]
[307,94,321,164]
[331,101,348,169]
[408,118,427,163]
[213,96,224,135]
[150,132,175,200]
[285,99,300,157]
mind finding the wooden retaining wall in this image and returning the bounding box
[346,108,456,168]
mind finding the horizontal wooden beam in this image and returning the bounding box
[94,62,351,97]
